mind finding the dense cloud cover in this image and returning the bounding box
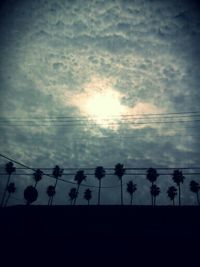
[0,0,200,205]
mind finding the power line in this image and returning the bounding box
[0,119,199,127]
[1,133,198,142]
[0,110,200,120]
[1,110,200,128]
[0,114,200,123]
[2,167,200,171]
[0,153,200,189]
[41,133,198,140]
[0,153,77,186]
[0,172,199,176]
[0,153,123,189]
[1,153,200,191]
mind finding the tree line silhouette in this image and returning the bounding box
[0,161,200,207]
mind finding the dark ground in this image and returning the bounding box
[0,205,200,265]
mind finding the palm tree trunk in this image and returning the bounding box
[1,174,11,207]
[196,192,200,206]
[130,194,133,205]
[88,200,90,206]
[120,178,123,205]
[98,179,101,205]
[154,197,156,206]
[172,199,175,206]
[54,178,58,188]
[178,185,181,206]
[4,193,11,207]
[74,184,80,205]
[51,195,54,205]
[34,181,38,188]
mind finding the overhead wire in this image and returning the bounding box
[0,153,125,189]
[0,153,200,205]
[0,110,200,120]
[0,153,200,189]
[0,111,199,130]
[0,172,200,176]
[0,111,199,203]
[0,119,200,127]
[3,167,200,170]
[0,114,200,122]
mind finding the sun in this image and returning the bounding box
[85,90,125,118]
[84,89,126,128]
[67,76,127,129]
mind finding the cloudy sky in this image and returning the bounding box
[0,0,200,205]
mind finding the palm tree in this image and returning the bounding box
[4,182,16,207]
[146,168,159,206]
[114,163,126,205]
[24,185,38,205]
[126,181,137,205]
[95,166,106,205]
[190,180,200,205]
[150,184,160,206]
[46,185,56,206]
[52,165,63,187]
[172,170,185,206]
[33,169,43,188]
[1,162,16,207]
[51,165,63,205]
[68,188,77,205]
[167,186,177,206]
[84,188,92,205]
[74,170,86,205]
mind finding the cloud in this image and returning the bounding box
[0,0,199,205]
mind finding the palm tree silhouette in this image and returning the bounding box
[146,168,159,205]
[51,165,63,205]
[74,170,86,205]
[167,186,177,206]
[1,162,16,207]
[4,182,16,207]
[24,185,38,205]
[95,166,106,205]
[150,184,160,206]
[126,181,137,205]
[190,180,200,205]
[172,170,185,206]
[68,188,77,205]
[33,169,43,188]
[52,165,63,187]
[114,163,126,205]
[84,188,92,205]
[46,185,56,206]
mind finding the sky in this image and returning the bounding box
[0,0,200,206]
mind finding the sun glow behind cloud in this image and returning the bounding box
[66,75,163,129]
[67,76,127,128]
[85,90,125,117]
